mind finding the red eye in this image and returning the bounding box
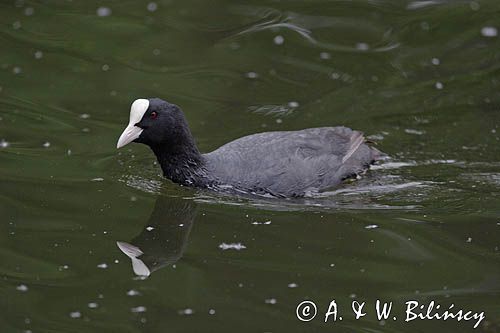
[150,111,158,119]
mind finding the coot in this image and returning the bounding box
[117,98,382,197]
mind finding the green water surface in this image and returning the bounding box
[0,0,499,332]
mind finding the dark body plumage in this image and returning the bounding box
[121,98,382,197]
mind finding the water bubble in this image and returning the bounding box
[276,118,282,124]
[96,7,112,17]
[127,289,141,296]
[97,263,108,269]
[88,302,98,308]
[265,298,277,304]
[24,7,34,16]
[320,52,331,60]
[356,42,369,51]
[273,35,284,45]
[42,141,50,148]
[147,2,158,12]
[178,308,194,315]
[331,72,340,80]
[435,81,444,89]
[12,67,22,75]
[69,311,81,318]
[481,26,497,37]
[288,283,298,288]
[218,242,246,250]
[0,139,9,148]
[470,1,480,10]
[152,48,160,56]
[245,71,258,79]
[431,57,440,65]
[404,128,425,135]
[209,309,216,315]
[16,284,28,292]
[131,306,147,313]
[102,64,110,71]
[12,21,21,29]
[34,50,43,59]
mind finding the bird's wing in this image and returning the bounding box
[204,127,376,196]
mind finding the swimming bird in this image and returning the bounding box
[117,98,383,197]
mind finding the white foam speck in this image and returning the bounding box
[288,283,298,288]
[404,128,425,135]
[431,57,440,65]
[209,309,216,315]
[470,1,480,10]
[147,2,158,12]
[146,226,154,231]
[219,242,246,250]
[96,7,112,17]
[131,306,147,313]
[24,7,34,16]
[265,298,277,304]
[320,52,331,60]
[246,72,258,79]
[42,141,50,148]
[356,42,369,51]
[273,35,284,45]
[435,81,444,89]
[13,66,22,74]
[481,26,497,37]
[88,302,98,309]
[365,224,379,229]
[12,21,21,30]
[34,50,43,59]
[97,263,108,269]
[127,289,141,296]
[178,308,194,315]
[0,139,9,148]
[288,101,299,108]
[16,284,28,292]
[252,220,272,225]
[69,311,81,318]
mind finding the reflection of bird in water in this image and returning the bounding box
[117,196,197,277]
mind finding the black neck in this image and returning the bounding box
[150,137,206,186]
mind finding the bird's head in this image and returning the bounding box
[116,98,187,149]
